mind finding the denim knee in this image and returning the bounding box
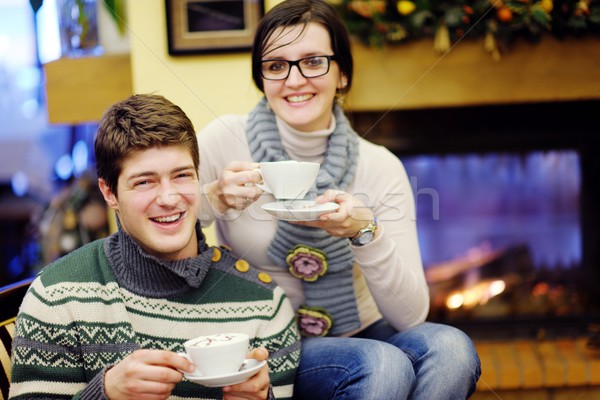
[429,324,481,380]
[389,322,481,399]
[294,337,416,400]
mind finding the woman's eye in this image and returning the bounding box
[269,62,286,72]
[303,57,322,68]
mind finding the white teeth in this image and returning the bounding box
[287,94,313,103]
[153,213,181,223]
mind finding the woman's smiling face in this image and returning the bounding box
[261,22,347,132]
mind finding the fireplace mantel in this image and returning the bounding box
[346,36,600,111]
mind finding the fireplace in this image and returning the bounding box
[349,100,600,338]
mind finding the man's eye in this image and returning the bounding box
[134,180,149,187]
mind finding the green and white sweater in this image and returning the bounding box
[9,226,300,399]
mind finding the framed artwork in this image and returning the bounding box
[166,0,263,55]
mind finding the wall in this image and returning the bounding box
[127,0,280,131]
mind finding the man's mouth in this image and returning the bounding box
[287,94,313,103]
[152,212,184,223]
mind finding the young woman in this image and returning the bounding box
[198,0,481,398]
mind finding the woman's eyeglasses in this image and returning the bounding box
[260,55,336,80]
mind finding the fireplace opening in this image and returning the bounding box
[350,100,600,339]
[403,151,594,338]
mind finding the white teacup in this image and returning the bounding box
[179,333,249,377]
[255,161,319,200]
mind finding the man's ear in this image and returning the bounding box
[98,178,119,210]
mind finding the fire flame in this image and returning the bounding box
[445,279,506,310]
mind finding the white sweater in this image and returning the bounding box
[198,113,429,335]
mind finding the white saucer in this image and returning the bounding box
[261,200,340,221]
[184,359,267,387]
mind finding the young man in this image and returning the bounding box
[9,94,300,400]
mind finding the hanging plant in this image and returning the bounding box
[102,0,127,36]
[31,0,127,36]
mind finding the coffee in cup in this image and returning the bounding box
[179,333,249,377]
[255,161,319,200]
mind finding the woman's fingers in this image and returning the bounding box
[214,162,262,210]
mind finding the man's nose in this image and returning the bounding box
[156,182,180,206]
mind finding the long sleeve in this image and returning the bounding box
[10,239,300,399]
[256,286,301,399]
[348,140,429,330]
[198,114,254,226]
[10,277,112,399]
[197,114,430,333]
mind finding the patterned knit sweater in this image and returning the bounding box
[9,230,300,399]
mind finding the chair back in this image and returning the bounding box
[0,278,33,400]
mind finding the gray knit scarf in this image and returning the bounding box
[105,220,215,298]
[247,97,360,336]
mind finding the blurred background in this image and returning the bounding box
[0,0,106,286]
[1,1,600,397]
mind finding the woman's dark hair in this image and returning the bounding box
[251,0,353,94]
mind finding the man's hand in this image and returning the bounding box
[222,347,271,400]
[105,349,195,400]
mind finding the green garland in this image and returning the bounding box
[329,0,600,58]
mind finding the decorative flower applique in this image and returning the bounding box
[286,245,329,282]
[297,306,334,337]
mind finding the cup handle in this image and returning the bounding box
[253,168,271,194]
[177,352,201,376]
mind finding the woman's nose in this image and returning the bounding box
[285,65,307,86]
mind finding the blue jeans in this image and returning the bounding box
[293,321,481,400]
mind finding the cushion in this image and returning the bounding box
[0,317,16,400]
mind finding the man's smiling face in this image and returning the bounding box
[99,145,200,260]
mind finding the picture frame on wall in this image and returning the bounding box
[166,0,264,55]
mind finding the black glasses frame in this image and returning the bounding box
[260,55,336,80]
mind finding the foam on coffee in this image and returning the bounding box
[187,333,246,348]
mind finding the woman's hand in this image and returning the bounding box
[104,349,194,400]
[294,189,376,239]
[206,161,262,214]
[222,347,271,400]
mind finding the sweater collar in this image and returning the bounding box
[276,114,335,162]
[104,221,214,298]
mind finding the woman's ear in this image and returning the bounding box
[337,74,348,90]
[98,179,119,210]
